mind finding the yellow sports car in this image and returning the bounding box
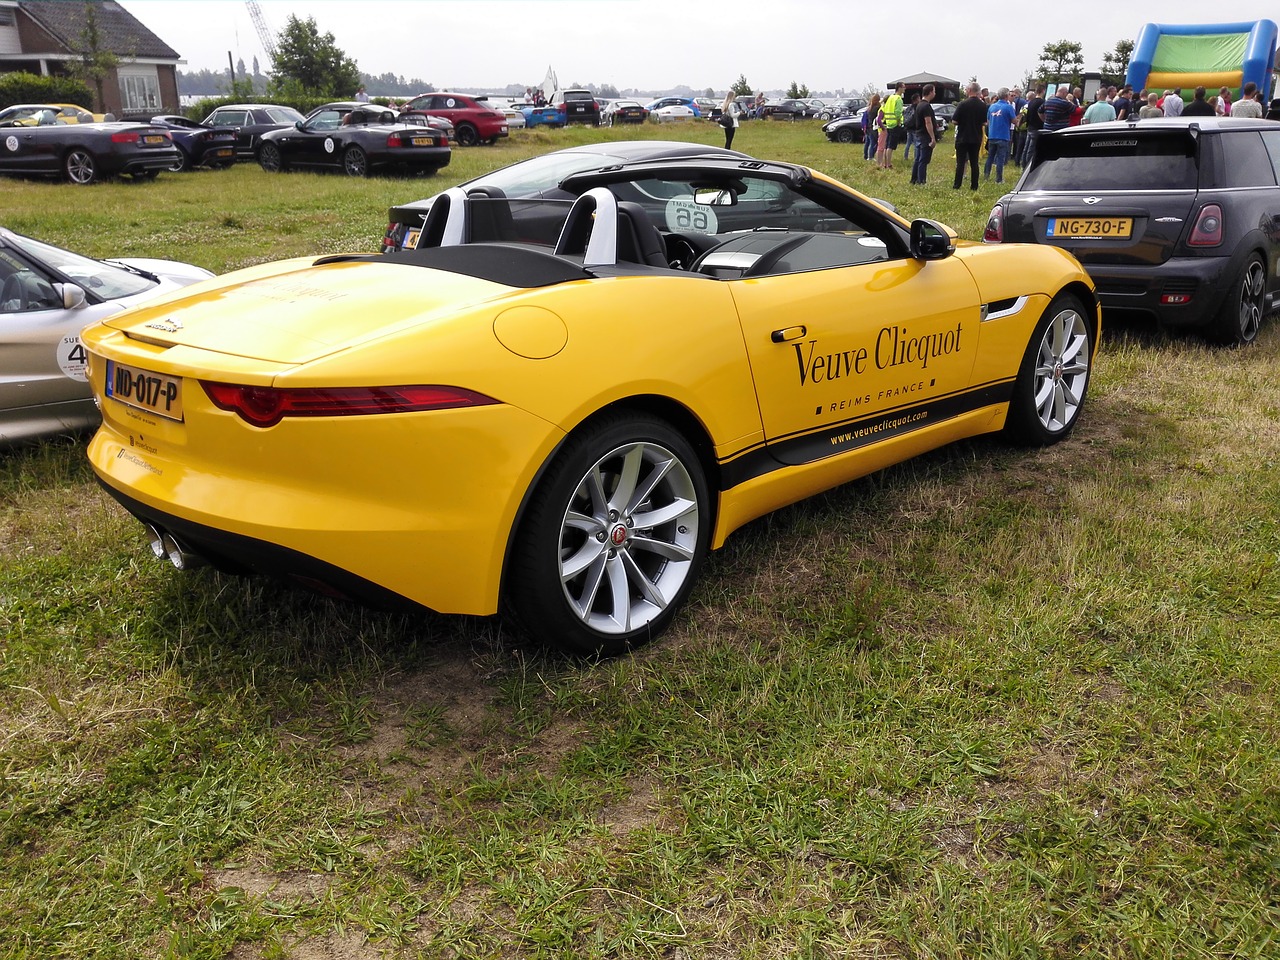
[83,154,1098,657]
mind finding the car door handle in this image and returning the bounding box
[771,325,807,343]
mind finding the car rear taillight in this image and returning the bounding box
[386,132,404,147]
[111,131,139,143]
[982,205,1004,243]
[1188,204,1223,247]
[200,382,498,428]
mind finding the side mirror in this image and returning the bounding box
[910,218,955,261]
[54,282,86,309]
[295,120,304,130]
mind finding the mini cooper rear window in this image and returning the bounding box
[1024,132,1198,192]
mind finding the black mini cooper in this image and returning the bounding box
[984,117,1280,345]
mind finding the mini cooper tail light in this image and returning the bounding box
[200,382,498,428]
[1188,204,1223,246]
[982,205,1004,243]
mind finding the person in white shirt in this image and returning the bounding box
[1231,82,1263,118]
[1162,88,1184,117]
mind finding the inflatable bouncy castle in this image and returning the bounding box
[1125,20,1277,97]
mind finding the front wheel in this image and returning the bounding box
[342,145,368,177]
[64,148,97,184]
[168,150,189,172]
[835,127,857,144]
[1209,254,1265,346]
[507,413,710,658]
[258,142,284,173]
[1004,293,1092,445]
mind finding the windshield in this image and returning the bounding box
[471,151,632,196]
[4,232,156,299]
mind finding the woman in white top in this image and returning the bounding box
[720,92,740,149]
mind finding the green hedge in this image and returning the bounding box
[182,94,341,122]
[0,72,94,110]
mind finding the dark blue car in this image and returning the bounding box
[149,115,237,171]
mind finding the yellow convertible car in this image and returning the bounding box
[83,154,1098,656]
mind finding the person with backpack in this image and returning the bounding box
[901,91,920,164]
[862,93,881,160]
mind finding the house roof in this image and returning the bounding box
[888,72,962,87]
[17,0,179,60]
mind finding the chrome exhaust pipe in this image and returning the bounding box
[142,522,167,561]
[159,532,206,571]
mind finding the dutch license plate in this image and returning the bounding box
[214,148,232,157]
[411,137,430,146]
[1046,216,1132,239]
[403,226,422,250]
[144,135,165,144]
[105,360,183,421]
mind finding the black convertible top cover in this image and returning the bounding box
[315,244,594,288]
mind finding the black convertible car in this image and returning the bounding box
[0,121,180,184]
[256,102,451,178]
[149,115,238,171]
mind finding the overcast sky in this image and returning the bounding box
[123,0,1259,95]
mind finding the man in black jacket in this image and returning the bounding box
[951,82,986,190]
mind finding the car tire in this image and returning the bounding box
[258,142,284,173]
[168,150,190,173]
[835,127,857,144]
[507,412,710,658]
[64,148,97,185]
[455,123,479,146]
[1209,253,1265,346]
[1004,293,1092,445]
[342,145,369,177]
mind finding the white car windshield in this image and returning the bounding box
[5,232,156,300]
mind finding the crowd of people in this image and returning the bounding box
[857,78,1280,189]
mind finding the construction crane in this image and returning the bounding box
[245,0,277,67]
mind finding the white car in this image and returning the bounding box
[650,104,697,123]
[1,228,213,443]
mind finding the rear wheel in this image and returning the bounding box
[342,145,368,177]
[835,127,857,144]
[1004,293,1092,445]
[64,148,97,184]
[507,413,710,658]
[258,142,284,173]
[455,123,479,146]
[1209,254,1265,346]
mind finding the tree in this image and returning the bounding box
[66,2,119,113]
[730,74,753,97]
[1037,40,1085,88]
[786,80,810,99]
[269,15,360,97]
[1100,39,1135,88]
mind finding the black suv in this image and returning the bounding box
[984,117,1279,345]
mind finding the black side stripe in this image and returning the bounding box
[719,379,1015,490]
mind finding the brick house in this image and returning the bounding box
[0,0,180,116]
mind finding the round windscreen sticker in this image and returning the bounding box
[664,198,718,236]
[5,135,17,152]
[324,137,335,153]
[57,334,89,382]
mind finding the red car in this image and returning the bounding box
[398,92,508,146]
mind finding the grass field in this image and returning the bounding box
[2,120,1279,959]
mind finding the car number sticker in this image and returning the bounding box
[664,198,719,236]
[57,334,89,382]
[4,135,17,152]
[324,137,335,153]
